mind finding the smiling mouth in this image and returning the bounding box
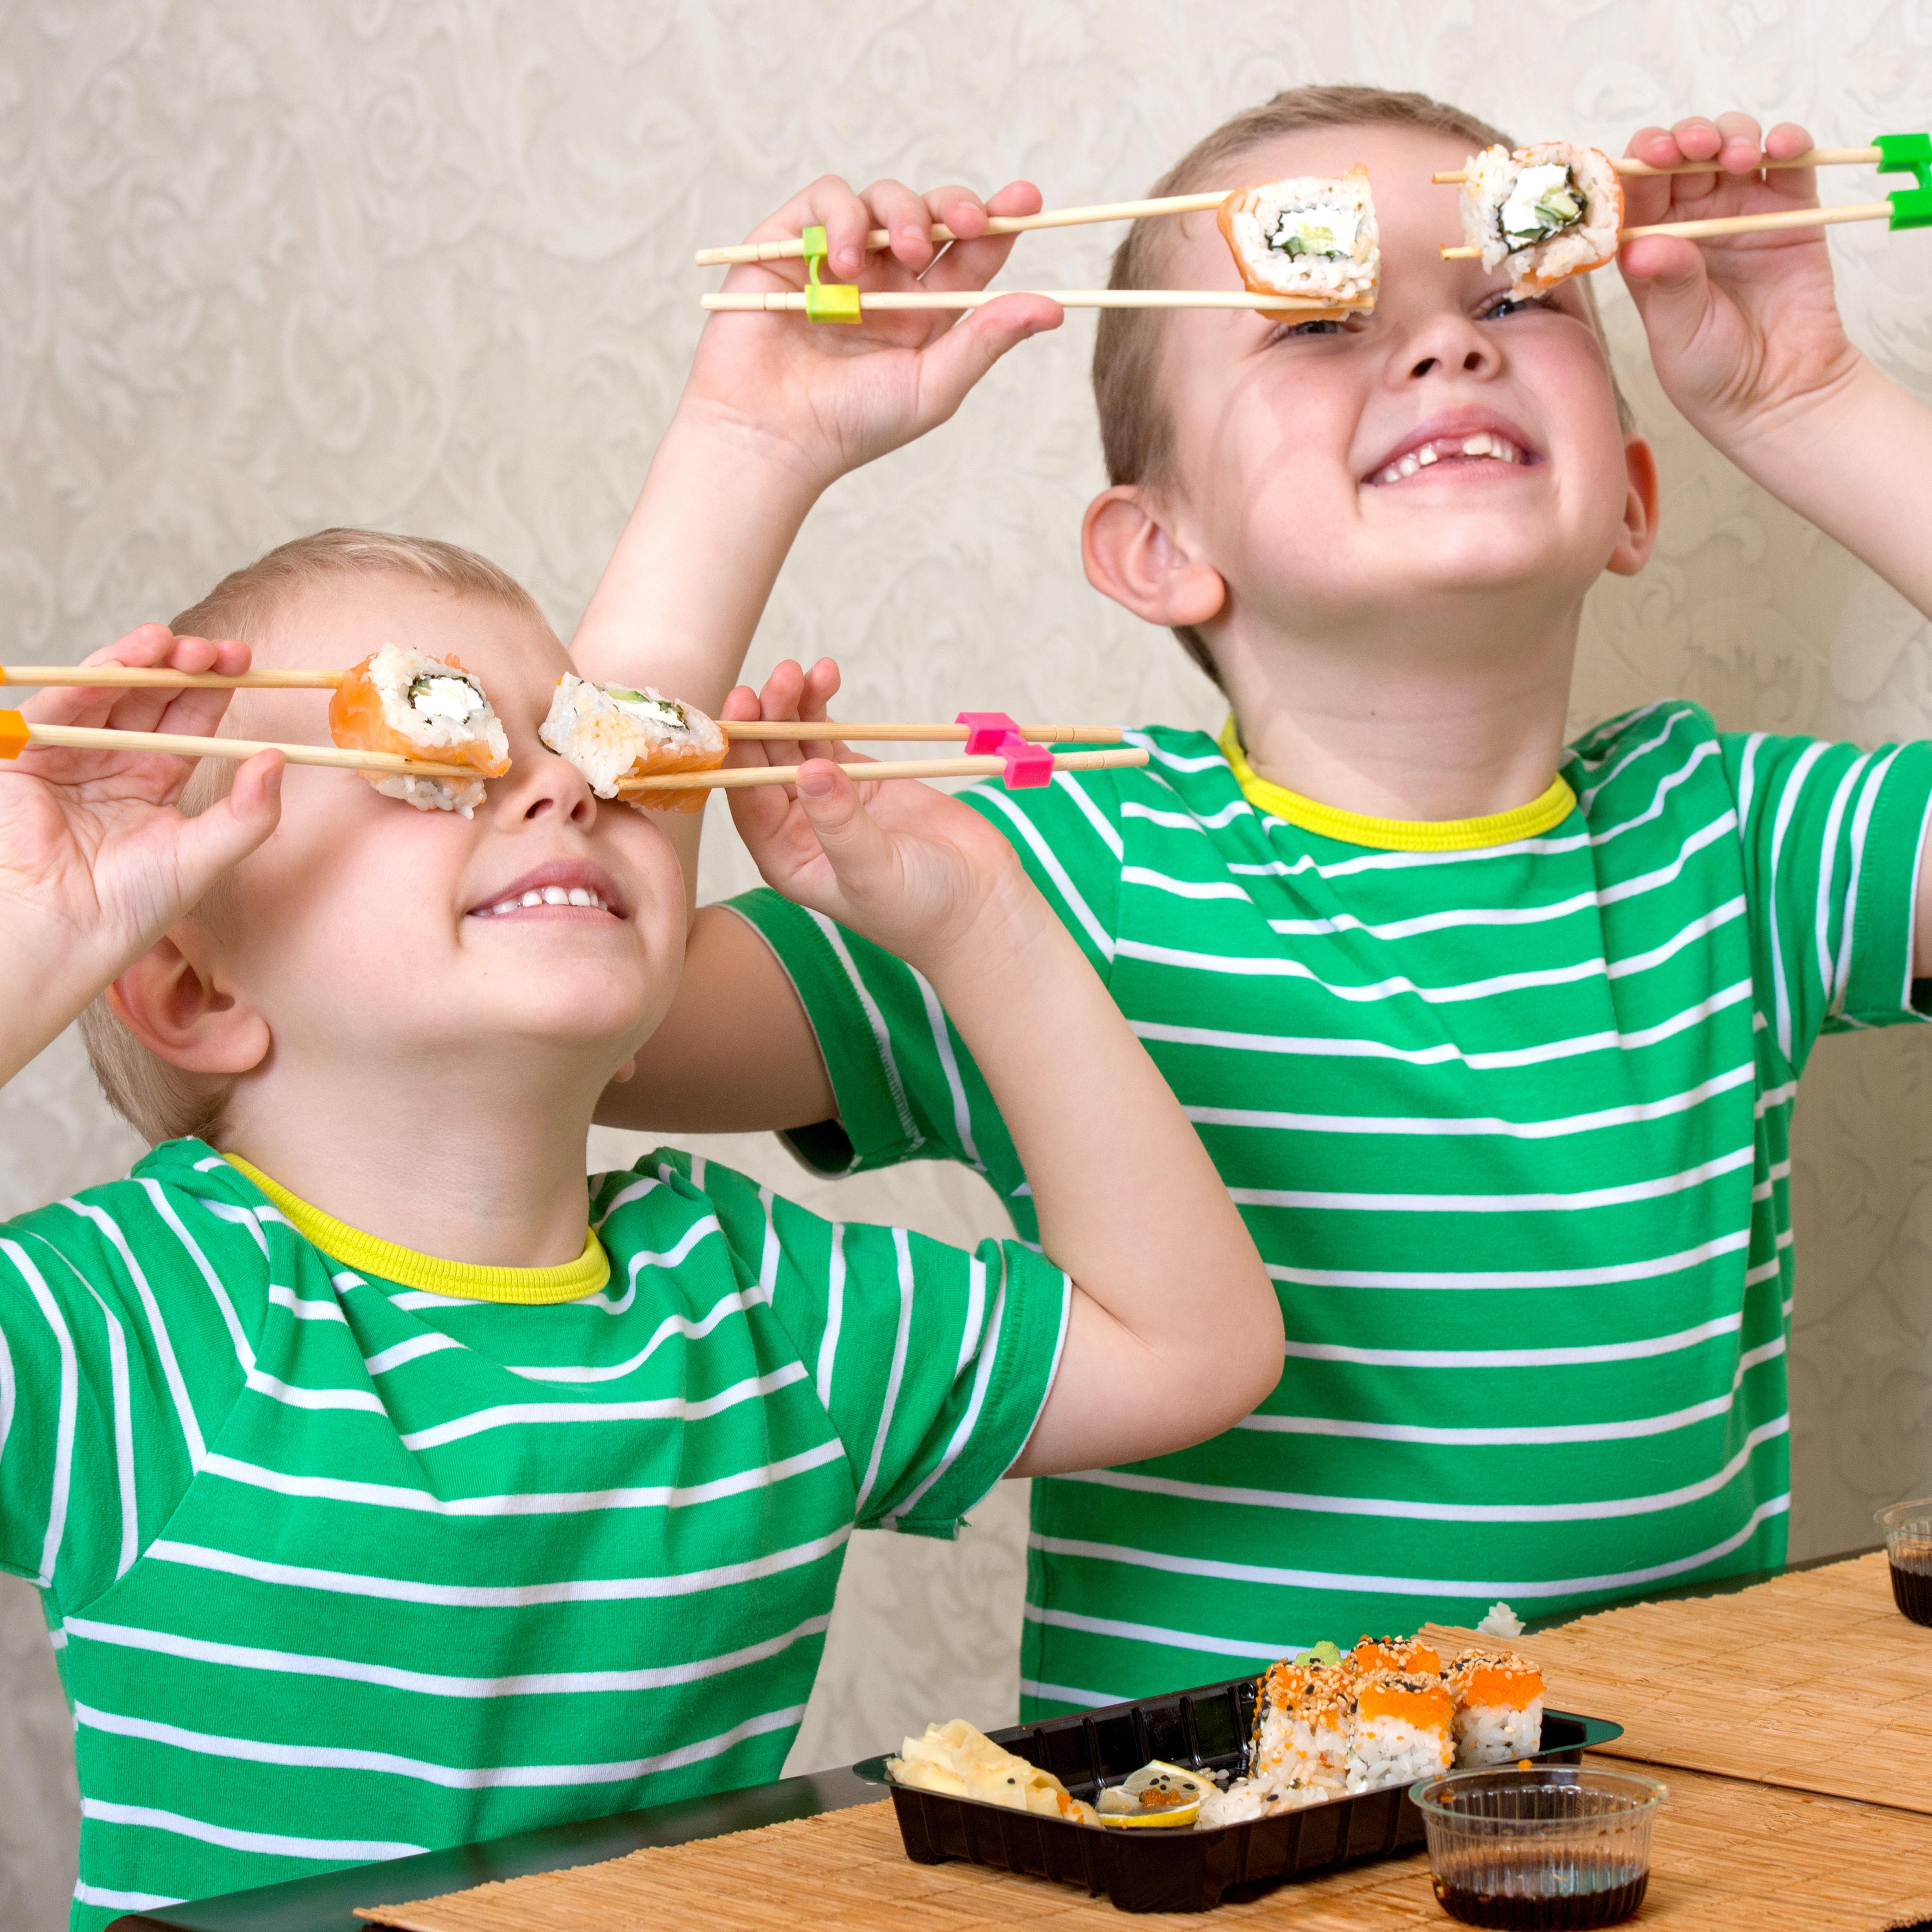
[1367,431,1530,487]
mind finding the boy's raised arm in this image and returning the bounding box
[723,737,1283,1474]
[0,627,282,1086]
[1617,113,1932,973]
[567,174,1062,896]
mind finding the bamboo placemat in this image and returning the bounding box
[355,1768,1932,1931]
[1421,1552,1932,1815]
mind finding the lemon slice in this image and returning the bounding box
[1096,1759,1210,1829]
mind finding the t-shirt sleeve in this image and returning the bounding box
[721,762,1125,1184]
[693,1158,1072,1538]
[1724,729,1932,1071]
[0,1202,207,1609]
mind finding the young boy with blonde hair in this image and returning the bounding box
[0,501,1277,1919]
[614,86,1932,1714]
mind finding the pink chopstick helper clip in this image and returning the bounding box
[956,711,1053,789]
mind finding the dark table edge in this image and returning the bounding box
[107,1542,1891,1932]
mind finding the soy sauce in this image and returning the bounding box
[1889,1550,1932,1626]
[1432,1867,1648,1929]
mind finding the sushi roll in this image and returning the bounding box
[1459,142,1624,294]
[1353,1633,1443,1676]
[328,643,510,817]
[1250,1656,1356,1795]
[1347,1668,1455,1793]
[538,674,726,815]
[1445,1647,1545,1765]
[1217,166,1379,308]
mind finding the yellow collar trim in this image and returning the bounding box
[1218,719,1575,853]
[224,1155,610,1304]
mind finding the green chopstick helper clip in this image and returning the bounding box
[800,225,861,323]
[1876,133,1932,230]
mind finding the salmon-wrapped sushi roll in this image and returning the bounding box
[1217,166,1379,308]
[1446,1647,1545,1765]
[328,643,510,817]
[1348,1668,1455,1792]
[537,674,726,814]
[1460,142,1623,294]
[1353,1633,1443,1677]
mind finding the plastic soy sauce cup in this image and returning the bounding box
[1877,1499,1932,1625]
[1410,1765,1667,1929]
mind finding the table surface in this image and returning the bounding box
[108,1545,1887,1932]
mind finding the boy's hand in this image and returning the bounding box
[723,658,1030,976]
[682,176,1064,492]
[1617,114,1864,452]
[0,625,282,1083]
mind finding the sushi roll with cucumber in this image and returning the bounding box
[1460,142,1623,293]
[328,643,510,817]
[1217,166,1379,308]
[538,673,726,814]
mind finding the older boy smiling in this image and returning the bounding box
[616,87,1932,1714]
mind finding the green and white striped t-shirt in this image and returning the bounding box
[731,702,1932,1718]
[0,1139,1066,1930]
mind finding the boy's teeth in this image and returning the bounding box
[1373,433,1523,484]
[480,886,610,915]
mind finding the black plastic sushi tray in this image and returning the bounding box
[853,1676,1622,1914]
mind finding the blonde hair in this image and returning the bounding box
[1091,84,1635,687]
[81,527,546,1146]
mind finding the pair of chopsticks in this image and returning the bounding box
[697,193,1368,317]
[1440,137,1927,257]
[0,664,473,780]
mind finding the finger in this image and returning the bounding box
[793,657,847,759]
[1763,121,1819,204]
[793,759,903,900]
[147,633,251,741]
[904,295,1062,431]
[861,177,941,274]
[28,623,195,731]
[1712,111,1764,171]
[1665,116,1724,199]
[1621,126,1681,225]
[1617,232,1711,356]
[736,174,871,285]
[924,178,1045,291]
[926,182,990,243]
[168,750,283,905]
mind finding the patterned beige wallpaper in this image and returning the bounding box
[6,1,1932,1923]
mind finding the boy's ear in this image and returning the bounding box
[1082,485,1226,629]
[107,927,271,1077]
[1605,435,1660,577]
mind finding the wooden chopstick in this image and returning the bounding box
[1441,199,1893,258]
[1,666,345,689]
[704,288,1366,315]
[4,715,481,779]
[696,191,1237,265]
[618,746,1148,793]
[719,721,1123,743]
[1431,145,1880,185]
